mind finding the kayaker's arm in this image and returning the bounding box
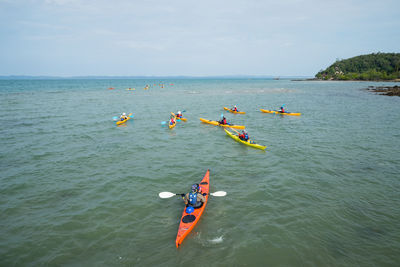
[183,193,189,204]
[198,193,206,203]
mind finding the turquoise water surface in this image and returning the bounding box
[0,78,399,266]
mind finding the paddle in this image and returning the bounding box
[230,128,240,134]
[159,191,227,198]
[217,113,225,125]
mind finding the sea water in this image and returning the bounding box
[0,78,399,266]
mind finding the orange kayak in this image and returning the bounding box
[224,107,246,114]
[176,169,210,248]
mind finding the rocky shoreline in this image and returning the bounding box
[366,85,400,96]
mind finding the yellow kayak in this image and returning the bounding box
[172,112,187,122]
[224,129,266,150]
[169,120,176,129]
[171,112,187,121]
[199,118,245,129]
[116,113,133,125]
[169,112,177,129]
[224,107,246,114]
[260,109,301,116]
[176,117,187,122]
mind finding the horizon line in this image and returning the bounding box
[0,75,313,80]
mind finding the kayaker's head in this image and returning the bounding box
[234,105,237,108]
[178,111,181,114]
[191,184,199,193]
[123,113,126,116]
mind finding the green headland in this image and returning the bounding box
[316,53,400,81]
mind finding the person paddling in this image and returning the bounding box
[238,130,249,141]
[278,106,285,113]
[182,184,205,208]
[120,112,128,121]
[176,111,183,118]
[232,105,238,112]
[170,115,175,125]
[219,116,227,125]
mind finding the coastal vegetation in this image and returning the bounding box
[316,53,400,81]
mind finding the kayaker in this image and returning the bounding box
[176,111,182,118]
[182,184,205,208]
[170,116,175,125]
[219,116,227,125]
[120,113,127,121]
[239,130,249,141]
[232,105,238,112]
[278,106,285,113]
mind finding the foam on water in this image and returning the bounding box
[209,236,224,244]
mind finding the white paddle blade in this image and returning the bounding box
[159,192,176,198]
[210,191,227,197]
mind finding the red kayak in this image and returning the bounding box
[175,169,210,247]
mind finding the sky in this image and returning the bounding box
[0,0,399,77]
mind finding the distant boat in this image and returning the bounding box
[273,77,280,80]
